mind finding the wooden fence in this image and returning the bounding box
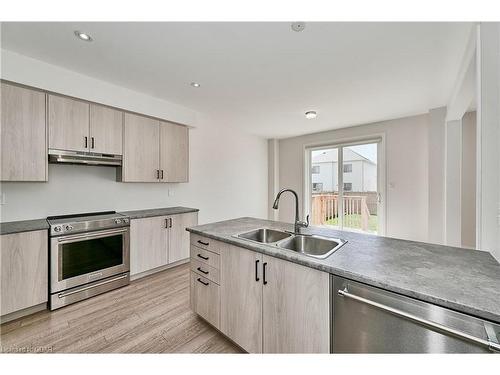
[311,194,371,231]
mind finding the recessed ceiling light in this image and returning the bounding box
[291,22,306,32]
[190,82,201,88]
[305,110,317,119]
[74,31,93,42]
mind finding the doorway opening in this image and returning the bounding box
[306,140,384,235]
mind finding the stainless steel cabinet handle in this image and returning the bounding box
[165,218,168,228]
[84,136,88,148]
[169,218,172,228]
[338,288,500,353]
[262,262,268,285]
[161,170,164,180]
[156,169,160,179]
[197,240,209,246]
[255,259,260,282]
[58,274,128,298]
[91,137,95,149]
[197,253,209,261]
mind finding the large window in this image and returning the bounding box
[308,140,381,234]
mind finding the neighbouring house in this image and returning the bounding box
[311,148,377,193]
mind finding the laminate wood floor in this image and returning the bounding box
[0,263,243,353]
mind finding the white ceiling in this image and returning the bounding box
[1,22,472,138]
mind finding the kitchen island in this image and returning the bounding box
[187,217,500,325]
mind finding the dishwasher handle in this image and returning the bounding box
[338,288,500,353]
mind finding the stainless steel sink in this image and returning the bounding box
[276,234,346,259]
[236,228,292,243]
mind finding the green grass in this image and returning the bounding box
[325,214,378,233]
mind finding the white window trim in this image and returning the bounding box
[303,133,387,235]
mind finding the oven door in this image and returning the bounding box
[50,227,130,293]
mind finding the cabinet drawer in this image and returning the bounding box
[191,258,220,284]
[190,245,220,269]
[190,272,220,328]
[190,234,221,254]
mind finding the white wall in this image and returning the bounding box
[277,113,429,242]
[428,107,447,244]
[445,120,462,247]
[477,23,500,261]
[461,111,476,248]
[0,50,268,224]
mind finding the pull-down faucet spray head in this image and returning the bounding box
[272,196,280,209]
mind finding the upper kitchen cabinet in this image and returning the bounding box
[1,82,47,182]
[120,113,160,182]
[49,96,124,156]
[89,104,123,155]
[119,114,190,183]
[48,94,90,152]
[159,121,189,182]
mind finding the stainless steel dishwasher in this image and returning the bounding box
[332,276,500,353]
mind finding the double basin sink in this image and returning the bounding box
[234,228,346,259]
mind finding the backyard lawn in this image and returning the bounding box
[326,214,378,233]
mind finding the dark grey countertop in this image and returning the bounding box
[0,206,199,235]
[187,217,500,324]
[0,219,49,235]
[120,206,199,220]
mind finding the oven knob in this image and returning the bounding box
[54,226,62,233]
[114,219,122,224]
[64,225,73,231]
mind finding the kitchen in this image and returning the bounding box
[1,4,500,374]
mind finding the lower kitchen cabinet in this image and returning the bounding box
[130,212,198,277]
[220,244,263,353]
[190,272,220,328]
[130,216,168,275]
[262,254,330,353]
[168,212,198,263]
[191,235,330,353]
[1,230,48,316]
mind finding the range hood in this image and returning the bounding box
[48,149,122,166]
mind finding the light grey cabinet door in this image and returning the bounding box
[1,83,47,181]
[89,104,123,155]
[168,212,198,264]
[190,272,220,328]
[130,216,168,275]
[159,121,189,182]
[122,113,160,182]
[1,230,48,316]
[220,244,263,353]
[262,255,330,353]
[48,94,90,152]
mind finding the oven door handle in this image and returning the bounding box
[57,228,128,242]
[57,274,129,298]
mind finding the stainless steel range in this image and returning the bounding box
[47,211,130,310]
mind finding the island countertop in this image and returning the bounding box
[187,217,500,324]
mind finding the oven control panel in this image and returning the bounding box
[49,215,130,236]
